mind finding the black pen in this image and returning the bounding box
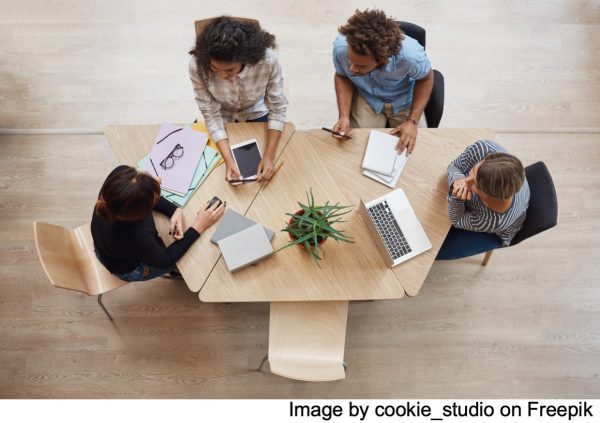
[322,127,352,140]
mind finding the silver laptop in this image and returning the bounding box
[359,189,432,267]
[211,209,274,244]
[217,224,274,272]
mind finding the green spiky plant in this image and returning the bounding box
[278,189,354,265]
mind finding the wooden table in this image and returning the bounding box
[306,128,496,296]
[104,123,495,380]
[104,122,295,292]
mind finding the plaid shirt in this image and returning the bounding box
[189,48,288,142]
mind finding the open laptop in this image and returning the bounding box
[359,189,432,267]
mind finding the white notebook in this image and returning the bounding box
[363,150,408,188]
[217,224,274,272]
[362,130,401,176]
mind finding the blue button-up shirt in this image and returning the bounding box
[333,34,431,114]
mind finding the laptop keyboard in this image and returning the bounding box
[367,201,412,261]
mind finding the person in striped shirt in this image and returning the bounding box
[437,139,530,259]
[189,16,288,183]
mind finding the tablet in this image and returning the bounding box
[231,139,262,179]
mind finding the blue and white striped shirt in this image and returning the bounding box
[447,140,530,246]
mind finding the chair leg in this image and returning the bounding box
[257,355,268,372]
[481,250,494,266]
[97,293,114,321]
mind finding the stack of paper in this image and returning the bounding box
[361,130,408,188]
[138,123,223,207]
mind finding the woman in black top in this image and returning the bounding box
[91,165,225,282]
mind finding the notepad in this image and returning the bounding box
[363,150,408,188]
[218,224,274,272]
[362,130,401,177]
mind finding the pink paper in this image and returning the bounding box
[144,124,208,195]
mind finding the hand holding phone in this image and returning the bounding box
[193,196,226,233]
[206,196,222,209]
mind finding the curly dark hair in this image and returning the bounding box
[339,9,403,64]
[189,16,276,78]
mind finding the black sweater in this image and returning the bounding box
[91,197,200,274]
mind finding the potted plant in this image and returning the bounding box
[278,189,354,265]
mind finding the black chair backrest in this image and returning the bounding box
[511,162,558,245]
[395,21,444,128]
[397,21,426,49]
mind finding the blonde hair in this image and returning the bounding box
[476,153,525,200]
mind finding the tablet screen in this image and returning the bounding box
[232,141,262,178]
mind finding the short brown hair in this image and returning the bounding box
[476,153,526,200]
[339,9,403,64]
[95,165,161,222]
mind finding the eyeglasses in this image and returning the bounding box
[160,143,184,170]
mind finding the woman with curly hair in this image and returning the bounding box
[331,9,433,155]
[189,16,288,183]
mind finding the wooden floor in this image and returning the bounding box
[1,0,600,398]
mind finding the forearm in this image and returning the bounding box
[264,129,281,160]
[448,196,467,226]
[447,163,467,188]
[334,73,353,119]
[136,228,200,269]
[155,196,177,217]
[409,70,434,122]
[215,139,235,167]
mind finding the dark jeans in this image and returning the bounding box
[240,113,269,123]
[94,249,175,282]
[114,262,176,282]
[436,227,503,260]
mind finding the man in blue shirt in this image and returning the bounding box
[331,9,433,154]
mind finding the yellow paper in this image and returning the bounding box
[191,122,225,166]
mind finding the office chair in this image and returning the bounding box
[257,301,348,381]
[397,21,445,128]
[437,161,558,265]
[33,221,128,320]
[194,17,259,37]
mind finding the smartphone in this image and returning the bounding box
[206,196,222,209]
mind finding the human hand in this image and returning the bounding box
[332,117,352,140]
[169,208,184,240]
[452,178,473,201]
[390,119,418,155]
[256,157,275,182]
[192,200,226,233]
[224,162,241,184]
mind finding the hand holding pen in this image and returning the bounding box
[169,208,185,240]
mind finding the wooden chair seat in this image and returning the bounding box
[33,221,127,319]
[259,301,348,382]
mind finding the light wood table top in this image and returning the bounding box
[103,122,295,292]
[306,128,497,296]
[199,131,405,302]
